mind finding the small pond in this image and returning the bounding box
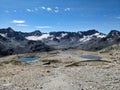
[18,57,39,61]
[81,55,101,60]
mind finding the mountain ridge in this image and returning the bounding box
[0,27,120,56]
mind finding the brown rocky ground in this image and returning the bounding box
[0,49,120,90]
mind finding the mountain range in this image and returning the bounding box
[0,27,120,56]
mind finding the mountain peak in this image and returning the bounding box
[81,29,99,36]
[0,27,15,34]
[110,30,120,34]
[107,30,120,38]
[31,30,42,36]
[6,27,15,33]
[7,27,13,30]
[87,29,99,33]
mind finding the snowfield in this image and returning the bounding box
[25,33,50,41]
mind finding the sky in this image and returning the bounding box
[0,0,120,34]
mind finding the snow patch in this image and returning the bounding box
[0,33,7,37]
[80,36,92,42]
[56,37,61,40]
[61,33,67,37]
[26,34,50,41]
[94,33,106,38]
[80,33,106,42]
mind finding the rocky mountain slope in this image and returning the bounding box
[26,30,106,49]
[100,43,120,59]
[87,30,120,50]
[0,27,120,56]
[0,27,52,56]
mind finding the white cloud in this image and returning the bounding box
[12,20,25,24]
[16,24,29,27]
[64,8,71,11]
[25,6,69,13]
[12,20,28,27]
[36,26,52,29]
[41,6,46,10]
[46,7,52,11]
[54,7,59,13]
[26,9,32,12]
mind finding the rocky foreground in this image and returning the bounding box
[0,49,120,90]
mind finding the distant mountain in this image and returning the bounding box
[26,29,106,49]
[87,30,120,50]
[107,30,120,38]
[0,27,53,56]
[0,27,120,56]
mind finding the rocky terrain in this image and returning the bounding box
[0,27,120,57]
[0,27,120,90]
[100,44,120,59]
[0,48,120,90]
[0,27,53,56]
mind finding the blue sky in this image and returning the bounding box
[0,0,120,33]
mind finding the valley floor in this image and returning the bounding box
[0,49,120,90]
